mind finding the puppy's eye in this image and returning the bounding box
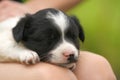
[49,34,55,40]
[66,32,77,40]
[71,34,77,40]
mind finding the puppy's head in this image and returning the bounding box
[12,8,85,68]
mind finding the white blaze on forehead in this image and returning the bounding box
[46,11,69,32]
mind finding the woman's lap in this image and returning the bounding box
[73,51,116,80]
[0,60,77,80]
[0,51,116,80]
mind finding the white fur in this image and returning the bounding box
[0,17,39,64]
[47,11,69,32]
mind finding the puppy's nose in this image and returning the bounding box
[68,54,77,63]
[63,51,77,63]
[63,51,74,57]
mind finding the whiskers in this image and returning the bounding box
[40,53,64,63]
[40,53,52,62]
[50,54,63,62]
[39,53,76,69]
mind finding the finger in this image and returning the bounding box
[0,8,17,21]
[0,6,11,16]
[0,1,10,9]
[0,14,11,22]
[0,6,20,16]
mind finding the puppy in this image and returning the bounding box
[0,8,84,69]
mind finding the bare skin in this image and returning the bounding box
[73,51,116,80]
[0,0,81,21]
[0,51,116,80]
[0,62,77,80]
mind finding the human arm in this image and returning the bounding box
[0,62,77,80]
[0,51,116,80]
[25,0,81,13]
[0,0,81,21]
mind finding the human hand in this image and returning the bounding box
[0,0,32,21]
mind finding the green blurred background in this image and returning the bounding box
[68,0,120,79]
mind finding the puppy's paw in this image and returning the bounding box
[19,50,40,64]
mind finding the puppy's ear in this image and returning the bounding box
[70,16,85,42]
[12,14,32,43]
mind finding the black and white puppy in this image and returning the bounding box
[0,8,84,68]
